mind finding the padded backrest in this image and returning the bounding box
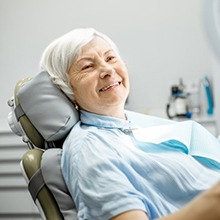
[41,148,77,219]
[21,148,78,220]
[21,149,64,220]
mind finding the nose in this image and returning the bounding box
[99,62,115,78]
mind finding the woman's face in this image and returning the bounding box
[68,36,130,118]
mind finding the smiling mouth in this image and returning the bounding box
[99,82,120,92]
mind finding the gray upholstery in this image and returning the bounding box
[16,71,79,142]
[41,148,78,220]
[21,149,64,220]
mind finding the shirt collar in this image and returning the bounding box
[79,110,131,130]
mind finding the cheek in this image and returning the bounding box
[118,61,128,75]
[69,78,82,101]
[73,81,94,103]
[119,66,129,81]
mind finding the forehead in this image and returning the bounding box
[79,36,113,56]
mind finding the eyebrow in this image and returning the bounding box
[75,57,92,65]
[76,49,115,64]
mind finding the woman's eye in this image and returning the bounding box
[106,56,116,62]
[81,64,93,71]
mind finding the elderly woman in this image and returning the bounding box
[40,28,220,220]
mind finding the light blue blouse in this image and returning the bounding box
[61,110,220,220]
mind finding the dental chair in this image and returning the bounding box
[8,71,79,220]
[8,71,174,220]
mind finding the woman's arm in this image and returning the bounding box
[111,181,220,220]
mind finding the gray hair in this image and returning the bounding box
[40,28,120,101]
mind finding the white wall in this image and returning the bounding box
[0,0,214,122]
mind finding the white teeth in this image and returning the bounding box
[100,82,119,91]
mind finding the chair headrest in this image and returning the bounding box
[8,71,79,148]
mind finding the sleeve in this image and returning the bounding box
[63,131,148,220]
